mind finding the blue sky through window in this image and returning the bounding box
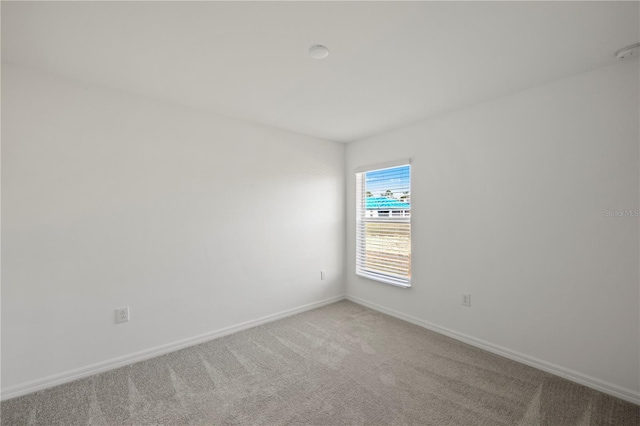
[365,165,410,200]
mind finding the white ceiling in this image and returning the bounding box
[2,1,638,143]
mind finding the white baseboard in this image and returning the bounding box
[346,295,640,405]
[1,294,346,401]
[5,293,638,405]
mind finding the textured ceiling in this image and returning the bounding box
[2,1,638,142]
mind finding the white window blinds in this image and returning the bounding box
[355,162,411,287]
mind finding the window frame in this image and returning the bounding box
[355,160,412,288]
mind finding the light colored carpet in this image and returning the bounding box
[1,300,638,425]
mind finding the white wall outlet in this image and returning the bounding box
[320,270,326,280]
[115,306,129,323]
[461,293,471,307]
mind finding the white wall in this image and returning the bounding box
[3,58,638,403]
[1,64,345,393]
[346,60,640,400]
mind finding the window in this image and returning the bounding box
[355,161,411,287]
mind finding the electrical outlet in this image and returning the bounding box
[461,293,471,307]
[320,270,326,280]
[115,306,129,323]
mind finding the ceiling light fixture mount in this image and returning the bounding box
[309,45,329,60]
[615,43,640,60]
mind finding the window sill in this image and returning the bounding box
[356,271,411,288]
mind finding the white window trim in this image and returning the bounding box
[354,158,411,174]
[355,160,412,288]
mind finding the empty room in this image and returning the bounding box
[1,1,639,425]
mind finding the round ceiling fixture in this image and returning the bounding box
[309,45,329,60]
[615,43,640,60]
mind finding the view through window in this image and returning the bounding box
[356,163,411,287]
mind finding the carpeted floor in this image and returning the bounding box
[1,300,638,425]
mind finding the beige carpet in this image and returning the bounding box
[1,300,638,425]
